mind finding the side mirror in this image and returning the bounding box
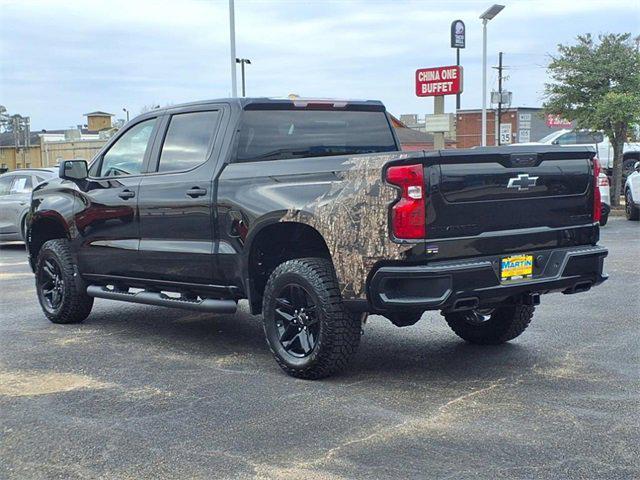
[592,132,604,143]
[59,159,88,181]
[635,161,640,172]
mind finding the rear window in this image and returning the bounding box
[236,110,397,162]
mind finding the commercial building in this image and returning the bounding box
[455,107,571,148]
[0,111,116,172]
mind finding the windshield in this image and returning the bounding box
[538,131,562,143]
[236,110,397,162]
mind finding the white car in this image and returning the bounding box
[624,161,640,221]
[522,129,640,174]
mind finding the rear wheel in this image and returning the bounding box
[262,258,361,379]
[626,189,639,221]
[444,304,534,345]
[36,239,93,324]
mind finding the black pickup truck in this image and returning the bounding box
[26,98,608,379]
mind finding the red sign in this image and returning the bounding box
[415,66,463,97]
[546,114,572,128]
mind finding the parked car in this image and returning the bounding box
[598,171,610,226]
[26,98,608,379]
[624,161,640,221]
[0,168,57,241]
[521,129,640,178]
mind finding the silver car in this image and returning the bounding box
[0,168,57,241]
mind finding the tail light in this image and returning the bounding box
[597,174,609,187]
[592,157,602,223]
[386,164,425,239]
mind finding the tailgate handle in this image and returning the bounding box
[509,153,538,168]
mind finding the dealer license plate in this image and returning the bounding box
[500,254,533,281]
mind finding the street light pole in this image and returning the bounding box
[229,0,238,97]
[479,4,504,147]
[122,108,130,122]
[482,18,488,146]
[236,58,251,97]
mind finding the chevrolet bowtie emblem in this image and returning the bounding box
[507,173,539,191]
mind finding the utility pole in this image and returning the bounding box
[496,52,503,146]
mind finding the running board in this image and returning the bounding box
[86,285,237,313]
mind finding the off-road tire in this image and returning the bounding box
[386,311,423,327]
[444,304,534,345]
[36,239,93,324]
[262,258,361,379]
[626,189,639,221]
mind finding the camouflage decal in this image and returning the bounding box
[281,152,417,299]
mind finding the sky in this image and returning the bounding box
[0,0,638,130]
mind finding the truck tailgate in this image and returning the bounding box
[424,146,597,239]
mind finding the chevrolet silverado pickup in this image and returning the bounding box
[26,98,608,379]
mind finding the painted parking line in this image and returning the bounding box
[0,262,29,267]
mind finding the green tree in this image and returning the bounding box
[544,33,640,206]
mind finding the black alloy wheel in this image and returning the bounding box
[273,284,320,357]
[38,257,65,313]
[35,239,93,324]
[262,258,361,379]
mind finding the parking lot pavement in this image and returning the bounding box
[0,218,638,480]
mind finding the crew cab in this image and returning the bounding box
[26,98,608,379]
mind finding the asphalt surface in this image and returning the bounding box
[1,217,638,480]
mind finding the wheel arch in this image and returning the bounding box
[27,213,70,271]
[244,219,332,314]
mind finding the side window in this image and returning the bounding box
[576,131,601,144]
[556,132,577,145]
[158,111,219,173]
[0,176,13,196]
[99,118,157,177]
[10,175,33,194]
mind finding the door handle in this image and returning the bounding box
[118,189,136,200]
[186,187,207,198]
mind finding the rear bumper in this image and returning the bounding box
[367,245,608,312]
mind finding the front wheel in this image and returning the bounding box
[444,303,534,345]
[36,239,93,324]
[262,258,361,379]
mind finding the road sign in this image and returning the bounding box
[451,20,465,48]
[415,66,463,97]
[424,113,454,133]
[500,123,512,144]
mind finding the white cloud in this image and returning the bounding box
[0,0,637,128]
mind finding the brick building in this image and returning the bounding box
[455,107,569,148]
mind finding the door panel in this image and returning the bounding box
[0,175,32,237]
[75,177,142,276]
[137,110,222,284]
[76,117,159,276]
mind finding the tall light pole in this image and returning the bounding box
[480,4,504,147]
[229,0,238,97]
[236,58,251,97]
[122,108,130,122]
